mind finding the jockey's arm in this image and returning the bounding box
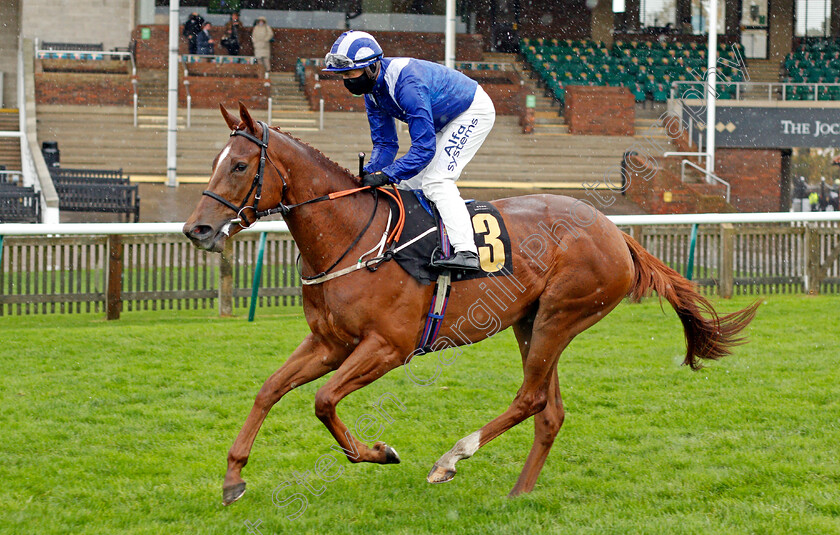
[378,82,436,183]
[364,100,399,175]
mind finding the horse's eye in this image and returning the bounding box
[234,162,248,172]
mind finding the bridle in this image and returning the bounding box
[201,120,407,280]
[202,120,290,228]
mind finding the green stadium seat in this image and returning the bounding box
[818,85,833,100]
[796,85,815,100]
[653,83,668,102]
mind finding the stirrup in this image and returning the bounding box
[430,251,480,271]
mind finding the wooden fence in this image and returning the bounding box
[0,231,300,317]
[624,221,840,296]
[0,221,838,317]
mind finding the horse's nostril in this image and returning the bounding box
[187,225,214,240]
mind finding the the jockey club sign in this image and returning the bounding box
[682,104,840,148]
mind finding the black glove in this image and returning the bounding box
[360,171,391,188]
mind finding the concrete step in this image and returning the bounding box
[35,105,670,200]
[481,52,518,62]
[746,59,782,83]
[0,111,19,131]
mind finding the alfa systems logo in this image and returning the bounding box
[443,118,479,171]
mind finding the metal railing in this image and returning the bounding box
[450,61,516,72]
[35,49,132,60]
[180,54,259,65]
[22,38,59,223]
[662,149,731,203]
[183,77,192,128]
[671,80,840,101]
[303,58,516,73]
[0,169,24,183]
[680,159,731,203]
[131,77,138,127]
[1,213,839,318]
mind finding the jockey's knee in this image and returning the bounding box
[422,178,461,204]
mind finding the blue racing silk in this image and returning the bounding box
[362,58,478,183]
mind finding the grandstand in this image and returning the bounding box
[521,38,747,105]
[783,38,840,100]
[3,0,840,221]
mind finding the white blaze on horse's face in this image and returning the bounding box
[215,145,232,175]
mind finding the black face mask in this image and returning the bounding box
[343,70,377,95]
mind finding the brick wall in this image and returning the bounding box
[180,76,269,110]
[35,73,132,106]
[624,155,733,214]
[38,59,131,75]
[565,86,635,136]
[468,71,528,116]
[185,62,265,79]
[715,149,783,212]
[133,26,485,71]
[304,69,364,112]
[623,149,783,214]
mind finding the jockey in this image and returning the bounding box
[324,30,496,271]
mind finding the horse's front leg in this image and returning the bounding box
[223,333,347,505]
[314,334,406,465]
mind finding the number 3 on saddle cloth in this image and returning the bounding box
[385,189,514,354]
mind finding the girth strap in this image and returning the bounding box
[417,270,452,354]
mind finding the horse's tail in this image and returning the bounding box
[622,232,759,370]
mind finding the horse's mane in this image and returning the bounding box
[266,125,356,179]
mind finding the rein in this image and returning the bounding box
[202,121,406,280]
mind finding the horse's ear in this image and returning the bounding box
[220,104,239,131]
[238,101,257,133]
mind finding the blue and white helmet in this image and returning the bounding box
[323,31,383,72]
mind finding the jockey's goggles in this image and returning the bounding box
[324,51,382,70]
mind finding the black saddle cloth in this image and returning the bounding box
[385,189,513,285]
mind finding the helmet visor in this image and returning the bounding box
[324,51,382,71]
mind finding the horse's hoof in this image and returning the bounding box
[427,463,456,484]
[222,482,247,506]
[384,445,401,464]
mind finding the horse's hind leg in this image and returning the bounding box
[509,370,564,496]
[427,310,573,485]
[222,334,345,506]
[507,315,566,496]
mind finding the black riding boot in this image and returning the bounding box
[432,251,480,271]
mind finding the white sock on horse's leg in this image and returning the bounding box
[435,429,482,471]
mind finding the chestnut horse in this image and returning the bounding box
[184,104,758,506]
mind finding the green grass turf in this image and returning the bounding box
[1,295,838,534]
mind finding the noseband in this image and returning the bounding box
[202,120,290,228]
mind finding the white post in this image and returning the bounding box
[319,98,324,130]
[688,115,693,147]
[706,0,717,176]
[166,0,180,188]
[445,0,456,68]
[265,80,272,123]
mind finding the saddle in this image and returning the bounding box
[386,189,513,286]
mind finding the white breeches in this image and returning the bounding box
[398,86,496,254]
